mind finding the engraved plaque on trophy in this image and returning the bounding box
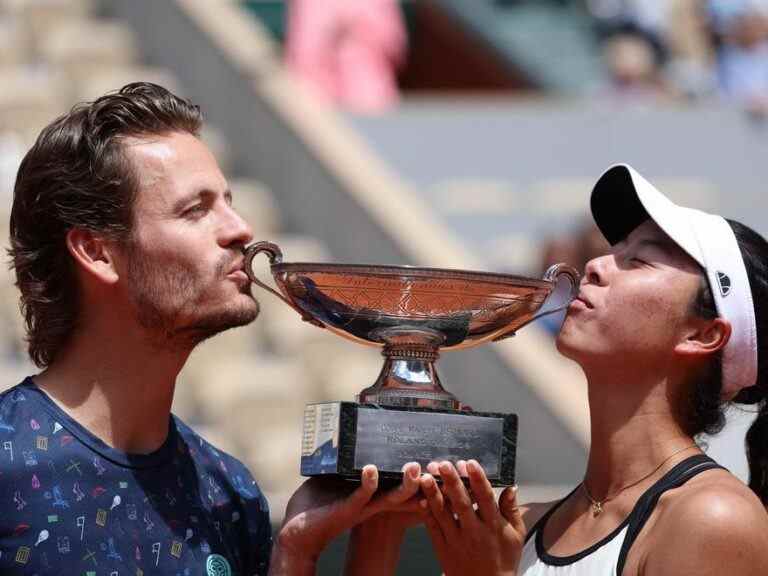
[245,242,579,486]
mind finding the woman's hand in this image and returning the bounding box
[344,501,424,576]
[270,463,422,575]
[344,464,427,575]
[420,460,526,576]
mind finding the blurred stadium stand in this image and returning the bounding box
[429,0,605,92]
[1,0,766,572]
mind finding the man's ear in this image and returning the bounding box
[65,228,120,285]
[674,317,731,358]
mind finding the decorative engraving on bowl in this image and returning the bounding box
[244,241,580,409]
[271,265,552,350]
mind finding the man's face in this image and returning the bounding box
[118,132,258,348]
[556,220,704,369]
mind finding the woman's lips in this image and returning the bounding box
[570,294,593,310]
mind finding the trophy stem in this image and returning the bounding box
[358,328,461,410]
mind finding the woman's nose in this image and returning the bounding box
[583,255,607,286]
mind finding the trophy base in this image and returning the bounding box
[300,402,517,487]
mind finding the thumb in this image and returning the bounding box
[500,486,525,535]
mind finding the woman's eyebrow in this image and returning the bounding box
[633,238,677,252]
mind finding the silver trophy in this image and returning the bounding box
[245,241,579,486]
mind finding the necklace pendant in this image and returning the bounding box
[592,502,603,517]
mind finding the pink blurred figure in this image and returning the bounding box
[285,0,407,113]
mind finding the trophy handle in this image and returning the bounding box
[494,263,581,341]
[243,241,325,328]
[541,262,581,300]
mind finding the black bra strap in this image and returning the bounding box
[615,454,725,574]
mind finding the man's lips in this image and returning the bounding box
[225,259,250,284]
[227,268,250,285]
[227,258,245,275]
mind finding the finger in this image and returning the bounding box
[422,504,450,565]
[467,459,497,525]
[439,461,479,530]
[345,465,379,512]
[499,486,526,536]
[383,495,424,515]
[365,462,421,517]
[398,462,422,501]
[456,460,469,478]
[382,462,422,504]
[420,473,460,542]
[426,461,440,476]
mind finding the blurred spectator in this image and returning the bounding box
[588,0,670,51]
[285,0,407,114]
[708,0,768,116]
[589,1,673,100]
[602,26,669,99]
[665,0,717,99]
[589,0,718,100]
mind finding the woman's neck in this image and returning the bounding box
[582,368,697,498]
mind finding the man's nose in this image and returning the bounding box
[219,205,254,248]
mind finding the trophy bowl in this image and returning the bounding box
[245,241,580,485]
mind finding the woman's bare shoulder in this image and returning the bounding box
[657,468,766,525]
[640,470,768,574]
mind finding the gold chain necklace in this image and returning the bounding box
[581,443,697,517]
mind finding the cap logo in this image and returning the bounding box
[717,271,731,297]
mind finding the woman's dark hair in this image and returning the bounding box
[687,219,768,505]
[8,82,202,368]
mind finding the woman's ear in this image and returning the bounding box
[674,317,731,358]
[65,228,120,285]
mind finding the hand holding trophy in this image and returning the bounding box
[245,241,579,486]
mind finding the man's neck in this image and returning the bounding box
[34,325,190,455]
[582,366,696,498]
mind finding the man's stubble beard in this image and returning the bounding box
[126,248,260,351]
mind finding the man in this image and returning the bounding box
[2,82,417,575]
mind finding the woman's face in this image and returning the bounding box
[557,220,705,371]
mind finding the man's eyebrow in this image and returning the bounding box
[171,191,201,213]
[171,188,231,213]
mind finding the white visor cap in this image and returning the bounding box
[590,164,757,399]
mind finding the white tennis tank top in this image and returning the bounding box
[519,522,628,575]
[518,455,721,576]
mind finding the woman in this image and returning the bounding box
[416,164,768,575]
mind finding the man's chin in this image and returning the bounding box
[171,302,261,345]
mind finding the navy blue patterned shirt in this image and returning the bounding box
[0,378,272,575]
